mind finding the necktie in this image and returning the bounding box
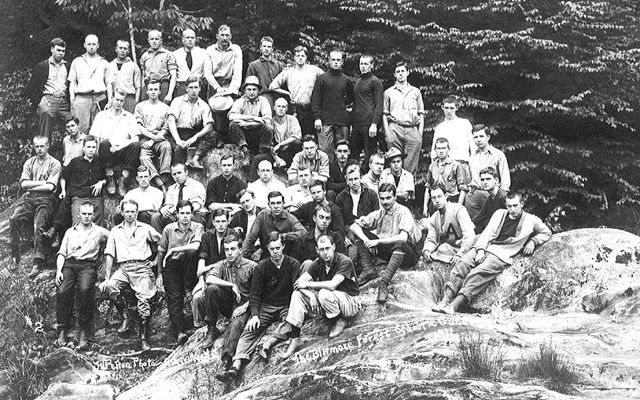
[177,184,185,204]
[186,52,193,71]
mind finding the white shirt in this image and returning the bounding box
[172,47,208,82]
[431,117,476,162]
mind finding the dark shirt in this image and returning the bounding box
[198,228,234,265]
[292,200,346,236]
[249,255,300,316]
[208,257,257,303]
[327,159,358,193]
[246,56,285,95]
[473,188,507,234]
[293,230,345,262]
[307,252,359,297]
[242,209,307,257]
[311,69,354,125]
[335,184,380,226]
[205,174,247,208]
[228,207,262,240]
[495,213,522,242]
[62,156,106,198]
[352,72,384,126]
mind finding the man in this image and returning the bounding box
[216,232,300,382]
[151,163,207,233]
[287,135,330,185]
[270,46,323,137]
[198,233,257,366]
[433,192,551,315]
[472,167,507,234]
[293,180,346,236]
[380,148,415,206]
[465,125,511,220]
[114,166,164,225]
[55,202,109,349]
[311,50,354,162]
[140,30,177,103]
[292,204,346,271]
[327,140,358,194]
[228,75,274,160]
[135,80,173,190]
[68,34,111,133]
[247,160,287,210]
[108,39,141,112]
[166,76,216,171]
[10,136,61,277]
[242,191,307,260]
[156,200,204,345]
[351,183,422,302]
[422,185,475,265]
[100,199,162,351]
[229,189,262,240]
[246,36,284,108]
[61,116,86,166]
[205,154,247,216]
[260,234,360,360]
[382,61,424,175]
[91,88,141,196]
[361,153,385,195]
[27,38,69,139]
[172,29,208,98]
[351,55,384,166]
[424,137,467,215]
[205,25,243,137]
[286,166,313,212]
[430,96,475,174]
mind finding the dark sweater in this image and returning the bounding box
[352,72,384,126]
[473,188,507,234]
[311,69,354,125]
[248,255,300,316]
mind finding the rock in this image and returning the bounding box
[36,383,117,400]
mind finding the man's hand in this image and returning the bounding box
[251,248,263,261]
[185,137,197,148]
[141,140,154,150]
[55,270,64,286]
[450,255,461,266]
[368,124,377,138]
[422,250,433,263]
[284,232,299,242]
[364,239,379,249]
[163,93,172,104]
[98,281,109,292]
[293,279,309,291]
[314,119,322,132]
[59,190,66,199]
[523,241,535,255]
[273,143,281,153]
[176,139,188,148]
[231,284,241,303]
[305,290,321,314]
[91,181,105,197]
[245,315,260,332]
[160,206,173,218]
[344,237,352,247]
[355,217,366,227]
[231,302,248,318]
[474,249,486,264]
[156,273,164,290]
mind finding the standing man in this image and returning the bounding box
[424,137,467,214]
[205,25,243,138]
[205,154,247,215]
[172,29,208,99]
[55,202,109,349]
[430,96,475,175]
[361,153,385,194]
[139,30,177,103]
[351,55,384,166]
[108,39,141,112]
[156,200,204,345]
[100,199,162,351]
[327,140,358,194]
[113,166,164,225]
[350,183,422,301]
[9,136,61,276]
[27,37,69,139]
[382,61,424,175]
[68,34,111,133]
[270,46,324,137]
[246,36,285,108]
[61,116,86,166]
[311,50,354,162]
[247,160,287,210]
[287,135,330,185]
[166,77,216,170]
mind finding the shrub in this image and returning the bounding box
[456,330,505,381]
[517,339,578,394]
[5,354,49,400]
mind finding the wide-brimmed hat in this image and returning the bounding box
[240,75,263,92]
[385,148,407,161]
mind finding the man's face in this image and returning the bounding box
[394,66,407,83]
[390,157,403,174]
[359,57,373,75]
[244,85,259,100]
[294,51,307,66]
[84,36,99,55]
[274,100,288,117]
[122,203,138,223]
[79,205,94,226]
[297,169,311,187]
[224,241,241,264]
[187,82,200,101]
[240,193,255,213]
[51,45,66,63]
[136,170,151,189]
[480,173,497,191]
[182,30,196,49]
[258,163,273,182]
[431,188,447,210]
[506,197,524,219]
[220,158,234,177]
[310,185,325,204]
[33,138,49,157]
[370,157,384,175]
[302,141,317,159]
[268,195,284,216]
[316,237,335,263]
[346,171,361,192]
[83,140,97,158]
[112,92,125,111]
[147,83,161,100]
[335,145,350,163]
[115,41,129,59]
[177,206,192,225]
[65,120,79,136]
[442,102,458,119]
[267,238,284,263]
[435,143,449,160]
[171,165,188,184]
[473,130,489,149]
[313,209,332,232]
[379,190,397,211]
[217,28,231,45]
[260,41,273,58]
[213,215,229,234]
[329,52,343,70]
[148,32,162,50]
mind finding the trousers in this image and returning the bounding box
[57,259,97,330]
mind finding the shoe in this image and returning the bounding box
[280,338,302,360]
[117,314,132,334]
[57,330,67,347]
[117,175,127,197]
[431,301,447,313]
[377,283,389,304]
[176,332,188,346]
[28,265,41,278]
[199,326,220,349]
[51,232,61,249]
[106,175,116,195]
[240,150,252,167]
[77,329,89,350]
[257,336,281,360]
[329,318,347,339]
[10,243,20,265]
[187,159,204,171]
[216,367,238,383]
[358,268,379,286]
[216,139,225,149]
[140,317,151,352]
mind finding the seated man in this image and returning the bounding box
[292,204,346,271]
[351,183,422,302]
[151,163,207,234]
[260,234,360,360]
[247,159,287,210]
[10,135,61,276]
[216,232,300,382]
[285,166,313,213]
[229,189,262,241]
[380,148,415,206]
[100,199,162,351]
[156,200,204,345]
[293,180,345,236]
[205,154,247,218]
[433,191,551,315]
[228,76,274,161]
[327,140,358,194]
[287,135,330,185]
[242,191,307,261]
[198,233,257,368]
[61,116,86,167]
[471,167,507,234]
[361,153,385,194]
[422,185,475,265]
[166,77,216,171]
[424,137,467,215]
[55,202,109,349]
[114,166,164,225]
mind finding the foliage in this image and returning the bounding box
[456,331,505,381]
[517,338,579,394]
[5,354,49,400]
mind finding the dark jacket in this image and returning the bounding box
[335,184,380,226]
[27,60,69,106]
[228,207,263,240]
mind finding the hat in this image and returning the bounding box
[240,75,263,92]
[385,148,407,161]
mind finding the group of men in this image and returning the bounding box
[10,25,553,376]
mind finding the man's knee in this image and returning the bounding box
[317,288,335,304]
